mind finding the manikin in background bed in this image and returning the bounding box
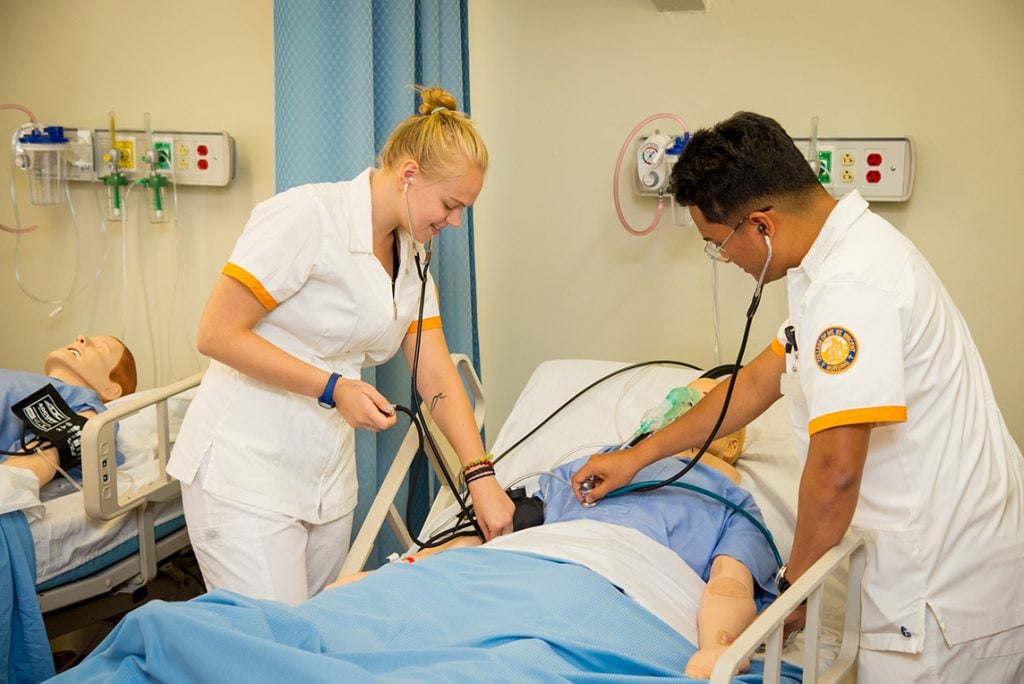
[53,378,796,683]
[1,334,137,487]
[1,335,138,684]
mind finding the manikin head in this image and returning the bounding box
[43,335,137,402]
[377,86,488,244]
[679,376,746,484]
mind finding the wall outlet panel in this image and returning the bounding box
[65,129,235,187]
[794,137,914,202]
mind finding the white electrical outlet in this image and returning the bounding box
[794,137,914,202]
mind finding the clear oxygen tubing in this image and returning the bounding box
[117,182,160,388]
[491,360,702,467]
[808,115,820,176]
[711,259,722,365]
[1,104,40,234]
[612,365,656,443]
[165,157,201,382]
[14,161,109,315]
[612,113,689,236]
[133,186,162,385]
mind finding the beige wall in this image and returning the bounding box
[0,0,274,389]
[469,0,1024,445]
[2,1,1022,450]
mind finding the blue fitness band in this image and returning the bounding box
[318,372,342,409]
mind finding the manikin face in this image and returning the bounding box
[44,335,126,401]
[685,377,744,464]
[403,165,484,245]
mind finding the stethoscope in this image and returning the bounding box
[393,175,488,543]
[593,227,774,497]
[403,177,432,282]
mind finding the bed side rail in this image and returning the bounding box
[80,371,203,521]
[710,533,866,684]
[340,354,484,576]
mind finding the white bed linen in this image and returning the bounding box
[484,519,705,644]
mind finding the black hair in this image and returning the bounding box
[668,112,822,225]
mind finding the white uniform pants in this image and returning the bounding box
[858,607,1024,683]
[180,462,353,606]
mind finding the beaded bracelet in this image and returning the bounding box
[463,461,493,476]
[461,455,493,473]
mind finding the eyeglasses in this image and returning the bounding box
[703,206,772,263]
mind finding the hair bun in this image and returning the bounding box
[418,87,459,116]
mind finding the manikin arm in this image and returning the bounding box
[4,409,98,486]
[684,555,757,679]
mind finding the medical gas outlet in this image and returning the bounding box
[64,128,235,187]
[794,137,914,202]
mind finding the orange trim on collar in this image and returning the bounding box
[808,405,907,435]
[406,316,442,335]
[223,263,277,311]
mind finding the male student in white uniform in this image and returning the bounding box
[572,111,1024,682]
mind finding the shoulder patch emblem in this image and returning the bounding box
[814,327,858,374]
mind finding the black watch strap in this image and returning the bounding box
[776,563,791,593]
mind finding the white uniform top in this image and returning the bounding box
[168,169,441,523]
[773,191,1024,653]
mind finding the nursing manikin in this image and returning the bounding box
[1,335,136,487]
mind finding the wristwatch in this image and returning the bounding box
[775,563,791,594]
[318,372,342,409]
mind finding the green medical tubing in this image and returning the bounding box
[606,480,782,567]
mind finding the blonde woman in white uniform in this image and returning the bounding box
[168,88,514,605]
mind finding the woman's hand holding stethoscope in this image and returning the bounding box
[332,378,399,432]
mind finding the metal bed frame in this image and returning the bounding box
[37,372,204,623]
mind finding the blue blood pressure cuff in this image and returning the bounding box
[11,383,88,471]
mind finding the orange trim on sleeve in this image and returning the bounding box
[406,316,442,335]
[223,263,278,311]
[808,405,907,436]
[770,338,786,358]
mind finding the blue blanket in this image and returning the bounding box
[1,511,54,684]
[52,549,801,683]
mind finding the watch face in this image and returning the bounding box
[318,399,334,409]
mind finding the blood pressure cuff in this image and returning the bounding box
[10,383,88,471]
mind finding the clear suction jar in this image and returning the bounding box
[17,126,69,206]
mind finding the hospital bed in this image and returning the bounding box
[1,372,202,677]
[346,356,867,683]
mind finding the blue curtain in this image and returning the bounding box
[274,0,479,567]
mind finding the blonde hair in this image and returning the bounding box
[378,86,488,180]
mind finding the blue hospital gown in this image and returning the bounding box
[540,454,780,611]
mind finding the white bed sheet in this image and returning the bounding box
[30,389,193,585]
